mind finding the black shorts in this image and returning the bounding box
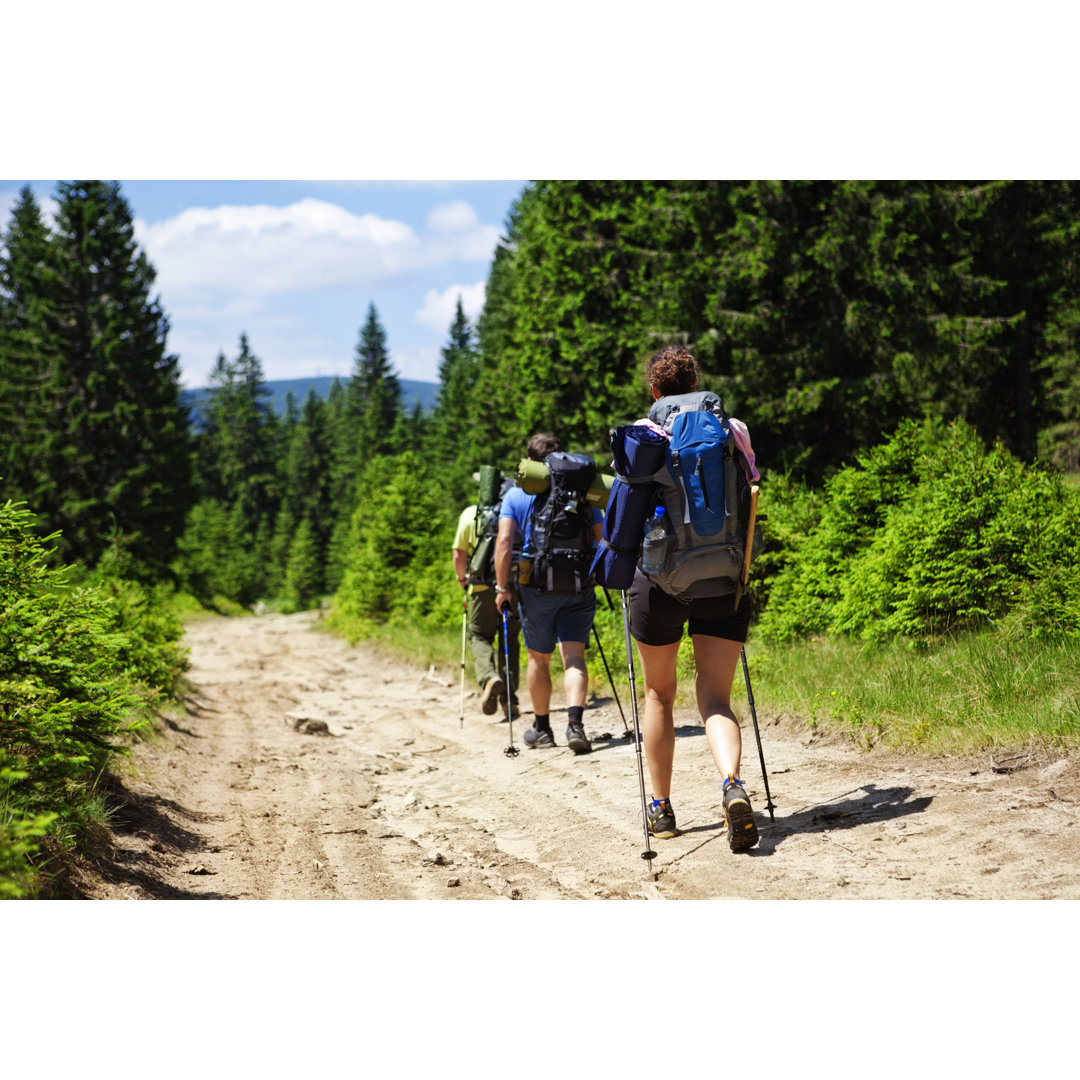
[628,570,752,646]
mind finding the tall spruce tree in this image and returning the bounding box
[323,375,356,593]
[346,302,401,452]
[1036,185,1080,469]
[431,296,479,494]
[33,180,193,576]
[0,186,52,505]
[282,387,334,592]
[196,334,279,534]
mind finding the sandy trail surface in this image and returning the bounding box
[84,610,1080,901]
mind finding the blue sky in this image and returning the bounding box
[1,179,524,389]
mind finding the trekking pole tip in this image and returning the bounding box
[504,745,519,758]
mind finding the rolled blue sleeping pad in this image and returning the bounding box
[590,424,669,590]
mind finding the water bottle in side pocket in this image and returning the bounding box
[641,506,672,575]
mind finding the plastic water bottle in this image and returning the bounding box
[641,506,669,575]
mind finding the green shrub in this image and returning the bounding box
[172,498,263,609]
[329,452,458,639]
[282,518,321,612]
[1,500,187,896]
[756,419,1080,644]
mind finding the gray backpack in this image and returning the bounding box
[642,391,757,599]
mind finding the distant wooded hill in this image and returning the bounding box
[182,375,440,422]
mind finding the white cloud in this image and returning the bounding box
[414,281,486,333]
[389,343,442,384]
[426,200,479,233]
[134,197,499,301]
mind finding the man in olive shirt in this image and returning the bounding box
[452,503,521,720]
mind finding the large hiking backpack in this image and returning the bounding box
[467,467,516,587]
[527,451,597,594]
[643,391,756,599]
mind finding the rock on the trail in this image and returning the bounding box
[1039,758,1071,782]
[284,713,332,736]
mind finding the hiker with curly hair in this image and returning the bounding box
[630,344,761,851]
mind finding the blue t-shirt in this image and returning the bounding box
[500,485,602,558]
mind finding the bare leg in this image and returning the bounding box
[526,649,553,716]
[691,635,745,779]
[635,640,681,800]
[558,639,589,709]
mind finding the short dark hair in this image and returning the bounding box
[645,344,699,396]
[526,432,561,461]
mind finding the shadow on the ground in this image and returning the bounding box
[660,783,933,862]
[587,723,703,751]
[746,783,933,856]
[64,775,238,900]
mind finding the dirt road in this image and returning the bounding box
[87,610,1080,900]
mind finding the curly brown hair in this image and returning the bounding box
[645,345,699,397]
[526,432,562,462]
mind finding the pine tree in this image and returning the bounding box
[346,302,401,452]
[322,376,355,592]
[33,181,194,577]
[283,517,321,610]
[428,296,481,505]
[280,387,334,594]
[197,334,279,534]
[433,296,475,427]
[0,186,52,504]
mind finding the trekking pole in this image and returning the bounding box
[592,625,630,735]
[620,589,657,873]
[598,590,632,736]
[501,605,519,757]
[740,647,775,821]
[459,593,468,729]
[734,481,773,819]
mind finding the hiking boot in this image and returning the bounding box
[480,676,503,716]
[523,724,554,749]
[647,798,678,839]
[566,721,591,755]
[723,775,759,852]
[500,697,521,721]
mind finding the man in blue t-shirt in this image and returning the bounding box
[493,433,603,754]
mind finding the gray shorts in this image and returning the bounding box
[518,586,596,654]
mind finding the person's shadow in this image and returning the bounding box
[586,710,701,750]
[673,783,933,858]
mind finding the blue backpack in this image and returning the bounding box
[643,391,756,599]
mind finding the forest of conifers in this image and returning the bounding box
[3,179,1080,895]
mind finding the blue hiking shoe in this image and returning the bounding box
[647,798,678,839]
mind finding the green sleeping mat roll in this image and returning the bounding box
[514,458,613,507]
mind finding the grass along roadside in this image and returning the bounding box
[748,630,1080,753]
